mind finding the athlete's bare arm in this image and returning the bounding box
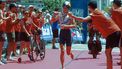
[68,13,91,23]
[23,25,31,36]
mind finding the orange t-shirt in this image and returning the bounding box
[111,8,122,33]
[91,9,120,38]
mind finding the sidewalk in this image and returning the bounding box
[0,43,121,69]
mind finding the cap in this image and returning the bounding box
[63,1,71,9]
[18,5,22,8]
[29,5,34,8]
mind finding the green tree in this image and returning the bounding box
[42,0,66,12]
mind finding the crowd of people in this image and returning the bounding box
[0,0,61,65]
[0,0,46,64]
[0,0,122,69]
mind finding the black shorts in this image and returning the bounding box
[15,32,21,42]
[59,29,71,46]
[106,31,121,49]
[52,29,58,38]
[120,38,122,46]
[6,32,15,42]
[20,32,30,42]
[0,31,5,41]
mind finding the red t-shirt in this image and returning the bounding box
[0,10,6,32]
[21,17,32,34]
[111,8,122,33]
[5,12,15,33]
[0,20,6,32]
[91,9,120,38]
[14,13,21,32]
[33,17,44,30]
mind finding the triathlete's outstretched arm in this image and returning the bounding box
[68,13,91,23]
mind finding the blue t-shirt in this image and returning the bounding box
[52,21,59,30]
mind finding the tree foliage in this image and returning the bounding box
[42,0,66,12]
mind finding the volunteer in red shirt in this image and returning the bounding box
[18,11,34,63]
[69,1,121,69]
[33,10,44,31]
[0,1,6,65]
[13,8,21,57]
[6,3,19,61]
[28,5,36,19]
[28,5,36,32]
[32,10,44,44]
[111,0,122,66]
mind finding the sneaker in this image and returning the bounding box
[0,61,5,65]
[52,46,58,49]
[1,59,7,64]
